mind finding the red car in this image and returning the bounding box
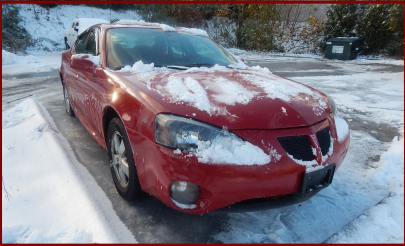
[60,21,350,214]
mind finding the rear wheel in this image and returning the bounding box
[107,118,142,200]
[63,85,75,116]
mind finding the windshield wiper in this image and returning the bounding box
[154,65,188,70]
[184,63,215,67]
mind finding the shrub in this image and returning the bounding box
[2,5,33,53]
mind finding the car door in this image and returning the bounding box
[69,30,91,120]
[77,27,106,140]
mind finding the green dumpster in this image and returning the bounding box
[324,37,362,60]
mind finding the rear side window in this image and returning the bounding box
[72,27,100,56]
[84,29,97,55]
[73,31,90,54]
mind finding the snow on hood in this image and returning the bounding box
[114,63,330,129]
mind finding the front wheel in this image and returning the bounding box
[63,85,75,116]
[107,118,142,200]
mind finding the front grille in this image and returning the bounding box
[278,127,332,161]
[278,135,314,161]
[316,127,331,156]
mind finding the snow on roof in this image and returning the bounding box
[177,27,209,37]
[115,20,176,32]
[113,20,209,36]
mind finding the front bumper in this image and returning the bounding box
[127,115,350,214]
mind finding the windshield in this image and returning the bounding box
[106,28,237,70]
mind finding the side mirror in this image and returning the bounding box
[240,57,245,62]
[70,54,98,73]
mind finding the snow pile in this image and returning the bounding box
[334,116,350,142]
[2,50,17,65]
[166,76,213,114]
[211,77,256,105]
[2,98,136,243]
[327,134,404,243]
[249,65,272,74]
[175,132,271,165]
[228,61,247,69]
[2,50,44,65]
[178,27,209,37]
[159,24,176,32]
[119,60,155,72]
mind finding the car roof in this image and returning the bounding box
[95,20,210,37]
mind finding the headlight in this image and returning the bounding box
[155,114,224,150]
[327,95,337,116]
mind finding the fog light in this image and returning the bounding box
[170,181,200,204]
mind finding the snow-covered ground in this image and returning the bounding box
[2,50,62,75]
[2,98,137,243]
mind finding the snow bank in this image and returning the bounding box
[327,134,404,243]
[2,50,44,65]
[335,116,350,142]
[2,98,136,243]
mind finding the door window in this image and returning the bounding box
[84,28,97,56]
[73,31,90,54]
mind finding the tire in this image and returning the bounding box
[107,118,142,200]
[63,85,75,116]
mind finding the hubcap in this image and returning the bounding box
[111,131,129,187]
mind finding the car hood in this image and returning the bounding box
[112,67,331,130]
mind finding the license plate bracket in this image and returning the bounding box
[300,164,336,198]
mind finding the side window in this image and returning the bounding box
[71,22,75,28]
[72,31,90,54]
[84,28,97,56]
